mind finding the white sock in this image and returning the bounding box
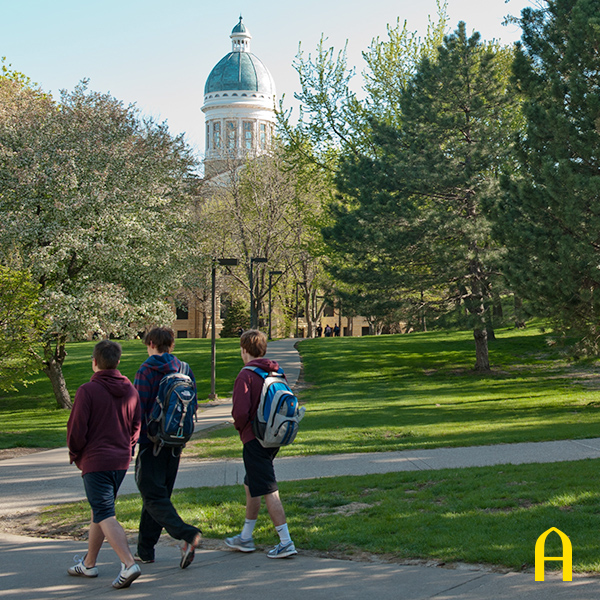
[275,523,291,545]
[241,518,257,540]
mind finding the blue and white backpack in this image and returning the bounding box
[147,362,197,455]
[245,366,306,448]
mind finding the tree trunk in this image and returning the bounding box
[514,295,526,328]
[44,355,72,409]
[473,328,490,371]
[43,341,72,409]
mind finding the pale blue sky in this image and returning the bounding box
[1,0,531,158]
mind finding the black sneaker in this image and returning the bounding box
[134,553,154,564]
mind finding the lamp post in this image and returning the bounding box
[210,258,238,400]
[249,257,267,329]
[268,270,283,340]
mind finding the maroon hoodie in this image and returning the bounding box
[232,357,281,444]
[67,369,141,475]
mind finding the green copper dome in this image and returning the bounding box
[204,52,275,95]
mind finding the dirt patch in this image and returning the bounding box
[0,447,50,461]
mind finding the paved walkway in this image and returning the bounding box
[1,338,599,598]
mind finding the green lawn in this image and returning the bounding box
[185,325,600,459]
[0,338,243,449]
[40,458,600,573]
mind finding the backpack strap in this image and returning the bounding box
[179,361,190,376]
[243,365,285,379]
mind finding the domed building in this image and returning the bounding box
[202,17,277,177]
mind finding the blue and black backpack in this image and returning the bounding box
[245,366,306,448]
[147,362,197,455]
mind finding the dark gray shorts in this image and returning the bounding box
[243,439,279,498]
[82,470,127,523]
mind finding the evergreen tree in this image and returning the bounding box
[327,24,520,370]
[494,0,600,351]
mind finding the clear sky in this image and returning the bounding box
[1,0,532,159]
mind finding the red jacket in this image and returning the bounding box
[67,369,141,475]
[232,358,281,444]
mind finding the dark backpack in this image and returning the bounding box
[147,362,197,455]
[245,366,305,448]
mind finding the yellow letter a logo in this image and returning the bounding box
[535,527,572,582]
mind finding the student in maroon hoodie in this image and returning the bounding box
[66,340,142,589]
[224,329,298,559]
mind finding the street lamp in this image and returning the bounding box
[249,257,267,329]
[210,257,238,400]
[268,270,283,340]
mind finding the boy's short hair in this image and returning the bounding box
[144,327,175,354]
[93,340,122,370]
[240,329,267,358]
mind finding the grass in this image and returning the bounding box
[0,338,244,449]
[38,458,600,573]
[184,324,600,459]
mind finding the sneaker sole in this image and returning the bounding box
[180,547,195,569]
[225,540,256,553]
[267,549,298,559]
[112,569,141,589]
[68,567,98,577]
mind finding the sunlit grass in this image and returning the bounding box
[40,458,600,572]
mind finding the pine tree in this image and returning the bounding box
[495,0,600,350]
[327,23,519,370]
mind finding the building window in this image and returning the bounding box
[243,121,253,149]
[206,123,210,150]
[220,293,231,319]
[213,122,221,148]
[176,303,189,320]
[177,330,188,339]
[226,121,236,150]
[259,123,267,149]
[323,305,334,317]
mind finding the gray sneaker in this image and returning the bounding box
[225,534,256,552]
[67,555,98,577]
[267,541,297,559]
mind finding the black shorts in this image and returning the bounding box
[243,438,279,498]
[82,470,127,523]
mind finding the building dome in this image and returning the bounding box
[204,17,275,96]
[204,52,276,96]
[202,17,277,176]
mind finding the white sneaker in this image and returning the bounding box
[67,555,98,577]
[112,562,141,589]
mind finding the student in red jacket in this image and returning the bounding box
[66,340,142,589]
[225,329,297,558]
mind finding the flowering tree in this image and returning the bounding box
[0,75,198,408]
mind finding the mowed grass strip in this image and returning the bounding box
[0,338,243,449]
[39,458,600,573]
[185,325,600,458]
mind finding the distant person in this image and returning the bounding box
[324,324,332,337]
[134,327,202,568]
[66,340,142,589]
[316,324,323,338]
[225,329,298,559]
[333,324,340,337]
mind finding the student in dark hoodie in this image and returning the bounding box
[224,329,298,559]
[66,340,142,589]
[133,327,202,569]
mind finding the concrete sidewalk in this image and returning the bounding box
[1,531,598,600]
